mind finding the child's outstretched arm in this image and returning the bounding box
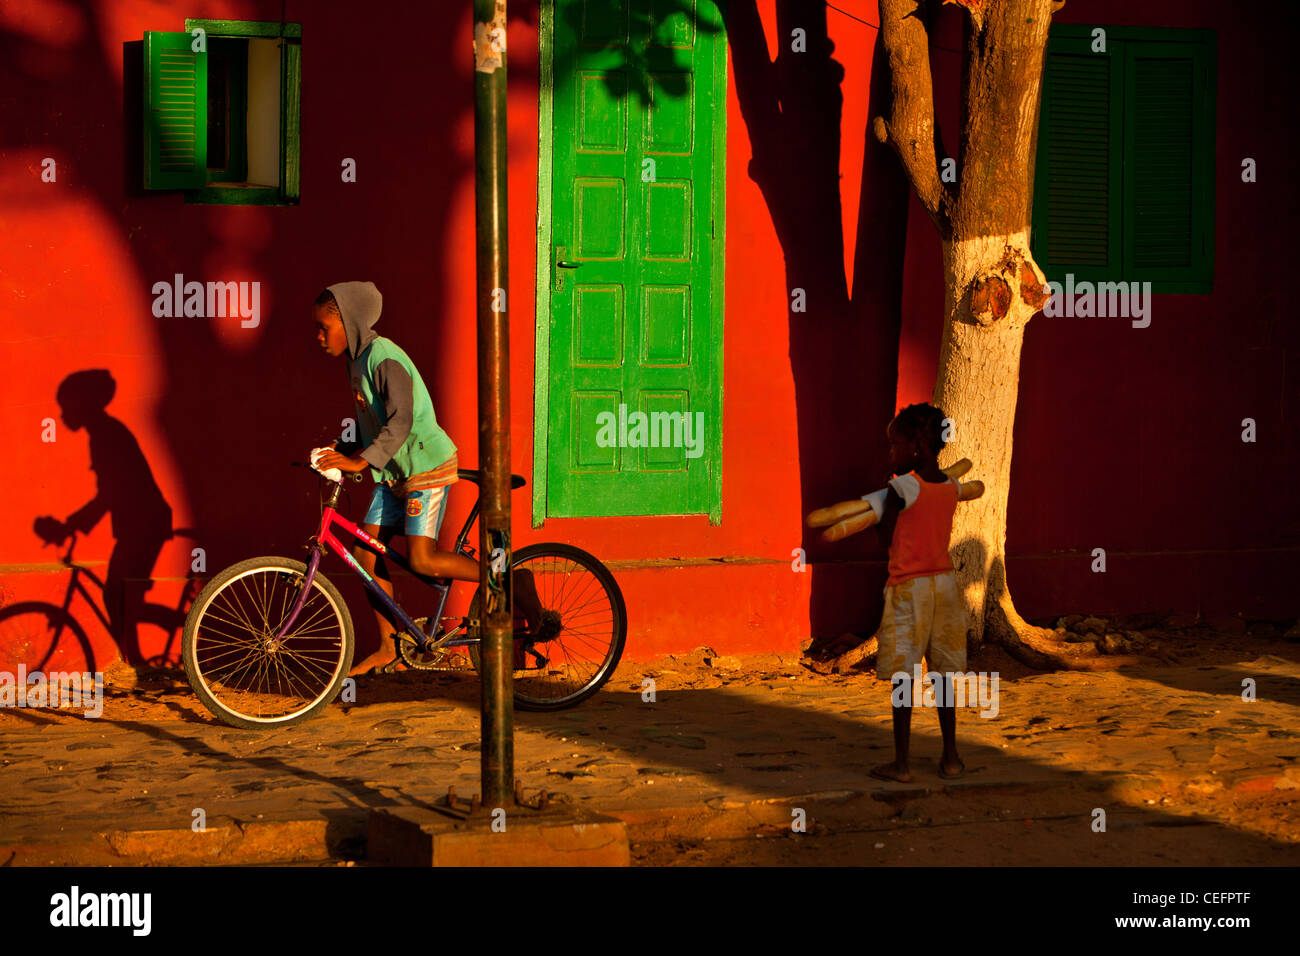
[65,493,108,536]
[806,459,983,543]
[876,487,905,550]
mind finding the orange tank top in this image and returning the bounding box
[887,473,958,585]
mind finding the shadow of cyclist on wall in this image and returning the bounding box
[34,370,173,667]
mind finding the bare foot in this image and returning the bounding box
[870,762,911,783]
[348,649,403,677]
[513,568,544,633]
[938,755,965,779]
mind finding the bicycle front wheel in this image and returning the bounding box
[469,543,626,711]
[182,556,353,729]
[0,602,96,674]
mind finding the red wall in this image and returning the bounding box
[0,1,1293,676]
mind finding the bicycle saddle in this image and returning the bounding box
[457,469,527,489]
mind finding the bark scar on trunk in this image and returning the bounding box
[971,274,1011,325]
[1019,259,1049,310]
[966,244,1045,326]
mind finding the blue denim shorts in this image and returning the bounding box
[363,484,449,538]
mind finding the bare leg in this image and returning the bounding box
[407,536,544,632]
[406,536,478,582]
[934,675,964,777]
[872,674,913,782]
[348,523,401,676]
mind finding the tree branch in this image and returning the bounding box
[872,0,954,236]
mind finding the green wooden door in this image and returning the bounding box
[542,0,726,519]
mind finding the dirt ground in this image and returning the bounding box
[628,624,1300,864]
[631,784,1300,866]
[2,622,1298,866]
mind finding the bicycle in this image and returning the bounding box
[0,521,200,674]
[181,463,627,729]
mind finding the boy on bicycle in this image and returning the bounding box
[310,281,543,675]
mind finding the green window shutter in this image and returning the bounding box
[1034,26,1216,294]
[1121,39,1215,290]
[143,31,207,189]
[1031,36,1123,282]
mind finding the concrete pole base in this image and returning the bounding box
[367,805,630,866]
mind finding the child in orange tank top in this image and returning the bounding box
[871,403,966,783]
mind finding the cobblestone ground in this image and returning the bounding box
[1,629,1297,865]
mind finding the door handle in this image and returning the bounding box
[553,246,579,292]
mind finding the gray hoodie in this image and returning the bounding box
[328,281,457,480]
[329,280,382,359]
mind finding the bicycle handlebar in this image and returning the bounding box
[290,460,364,483]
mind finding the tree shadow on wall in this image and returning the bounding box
[727,1,912,640]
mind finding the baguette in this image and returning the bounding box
[806,459,984,543]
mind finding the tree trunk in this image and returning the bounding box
[876,0,1138,668]
[935,231,1036,649]
[935,233,1142,669]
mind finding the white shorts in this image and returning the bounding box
[876,570,967,680]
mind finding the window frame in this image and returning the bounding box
[180,18,301,206]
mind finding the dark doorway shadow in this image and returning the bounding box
[728,1,911,641]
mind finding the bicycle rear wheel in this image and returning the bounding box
[182,556,353,729]
[469,543,626,710]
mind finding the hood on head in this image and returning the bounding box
[327,281,383,358]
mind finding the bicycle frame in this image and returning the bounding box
[38,539,113,637]
[274,478,485,651]
[50,536,198,655]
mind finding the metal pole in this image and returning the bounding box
[472,0,512,808]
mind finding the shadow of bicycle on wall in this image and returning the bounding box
[0,370,198,674]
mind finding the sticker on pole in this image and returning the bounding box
[474,0,507,73]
